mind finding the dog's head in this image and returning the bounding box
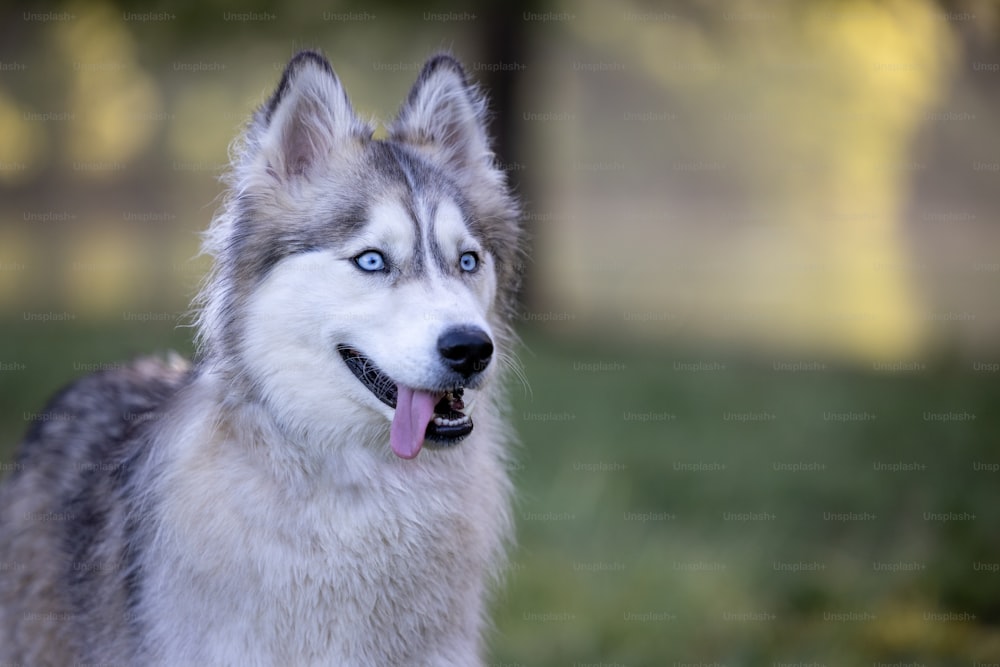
[196,51,522,459]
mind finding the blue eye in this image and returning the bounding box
[354,250,386,272]
[459,251,479,273]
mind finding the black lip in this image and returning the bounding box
[337,345,474,446]
[338,346,397,407]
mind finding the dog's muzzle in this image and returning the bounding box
[337,332,491,459]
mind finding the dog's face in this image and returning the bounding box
[198,53,520,459]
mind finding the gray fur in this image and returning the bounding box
[0,50,523,665]
[0,357,191,665]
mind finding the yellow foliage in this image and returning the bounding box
[52,1,162,171]
[560,0,956,360]
[0,90,47,185]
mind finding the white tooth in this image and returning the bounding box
[430,414,473,429]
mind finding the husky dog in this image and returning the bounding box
[0,51,523,665]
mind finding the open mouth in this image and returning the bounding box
[338,345,473,457]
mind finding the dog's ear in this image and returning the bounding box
[253,51,371,178]
[390,55,502,186]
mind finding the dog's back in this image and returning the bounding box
[0,357,191,665]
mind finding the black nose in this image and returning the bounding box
[437,327,493,378]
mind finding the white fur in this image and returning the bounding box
[133,375,510,665]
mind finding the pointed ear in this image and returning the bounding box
[389,55,499,181]
[252,51,371,179]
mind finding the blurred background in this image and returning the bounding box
[1,0,999,663]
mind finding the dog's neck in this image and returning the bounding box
[189,361,459,493]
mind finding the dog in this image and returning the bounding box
[0,50,523,666]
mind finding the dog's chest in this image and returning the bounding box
[142,448,493,664]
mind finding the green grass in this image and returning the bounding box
[2,319,998,664]
[498,331,1000,665]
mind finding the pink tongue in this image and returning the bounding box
[390,385,439,459]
